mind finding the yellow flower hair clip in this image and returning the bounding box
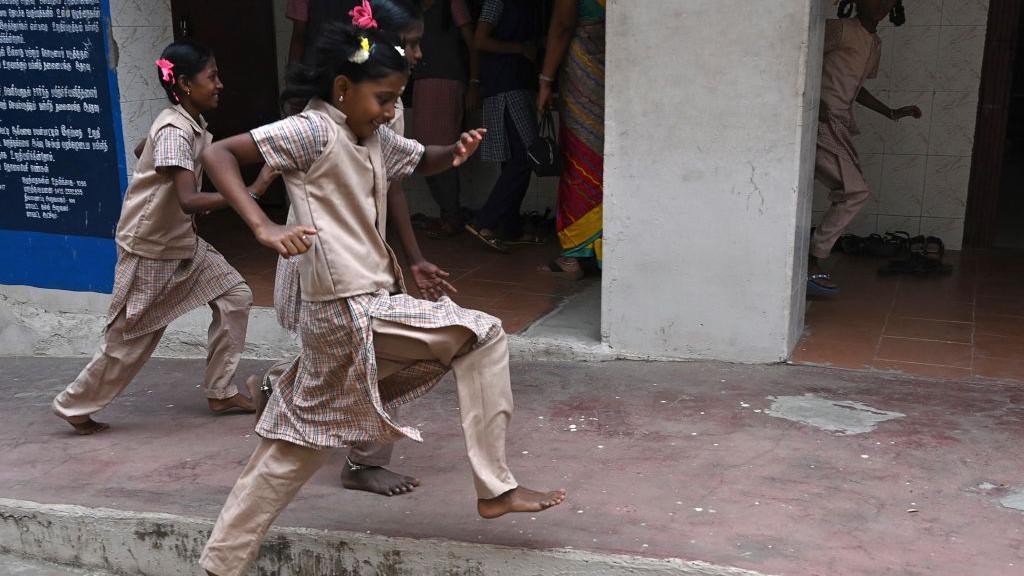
[350,36,371,64]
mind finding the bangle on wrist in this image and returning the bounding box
[249,191,261,201]
[469,78,480,85]
[539,73,554,83]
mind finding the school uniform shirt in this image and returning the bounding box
[818,17,881,166]
[107,106,244,339]
[250,98,502,448]
[272,101,408,333]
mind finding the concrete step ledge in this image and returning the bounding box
[0,498,770,576]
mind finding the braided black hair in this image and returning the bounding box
[156,41,213,104]
[837,0,906,26]
[282,23,410,103]
[889,1,906,27]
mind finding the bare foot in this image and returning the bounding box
[477,486,567,519]
[208,379,258,415]
[341,464,420,497]
[62,415,110,436]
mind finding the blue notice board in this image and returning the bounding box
[0,0,125,292]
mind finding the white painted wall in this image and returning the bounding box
[110,0,175,175]
[602,0,823,362]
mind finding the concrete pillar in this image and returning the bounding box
[602,0,823,362]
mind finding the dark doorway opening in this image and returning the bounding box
[964,0,1024,250]
[993,3,1024,250]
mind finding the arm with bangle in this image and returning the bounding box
[537,0,578,112]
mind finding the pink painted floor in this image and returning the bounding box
[5,357,1024,575]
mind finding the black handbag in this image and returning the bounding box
[528,110,561,177]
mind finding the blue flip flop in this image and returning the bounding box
[807,273,840,296]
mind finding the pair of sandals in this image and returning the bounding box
[879,235,952,276]
[464,223,544,253]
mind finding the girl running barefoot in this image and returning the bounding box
[52,41,278,435]
[274,0,444,498]
[199,24,564,576]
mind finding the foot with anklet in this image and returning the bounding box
[340,458,421,496]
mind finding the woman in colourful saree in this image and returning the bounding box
[537,0,604,280]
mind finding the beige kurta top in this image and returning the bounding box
[250,98,503,448]
[116,105,211,259]
[820,18,881,135]
[108,107,244,338]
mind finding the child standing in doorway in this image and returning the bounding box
[51,41,280,435]
[809,0,921,295]
[199,23,564,576]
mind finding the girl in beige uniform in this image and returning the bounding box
[198,23,565,576]
[52,41,280,435]
[808,0,921,295]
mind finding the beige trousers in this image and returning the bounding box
[811,148,872,259]
[53,283,252,419]
[199,319,516,576]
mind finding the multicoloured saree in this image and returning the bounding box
[556,0,605,264]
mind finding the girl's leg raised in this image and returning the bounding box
[372,319,566,518]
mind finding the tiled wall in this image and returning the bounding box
[813,0,990,249]
[110,0,175,175]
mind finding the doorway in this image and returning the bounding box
[171,0,286,305]
[964,0,1024,250]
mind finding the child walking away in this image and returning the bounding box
[464,0,541,252]
[199,24,564,576]
[809,0,920,296]
[52,41,278,435]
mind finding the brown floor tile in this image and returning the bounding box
[897,275,976,304]
[875,336,973,368]
[890,300,974,323]
[973,356,1024,382]
[800,318,884,341]
[791,334,879,370]
[804,303,891,327]
[975,297,1024,319]
[871,359,974,381]
[883,317,973,344]
[975,314,1024,339]
[974,333,1024,361]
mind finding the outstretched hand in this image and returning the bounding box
[895,105,923,120]
[453,129,486,167]
[411,260,457,301]
[256,223,316,257]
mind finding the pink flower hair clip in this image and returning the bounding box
[349,0,378,30]
[156,58,175,84]
[156,58,180,102]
